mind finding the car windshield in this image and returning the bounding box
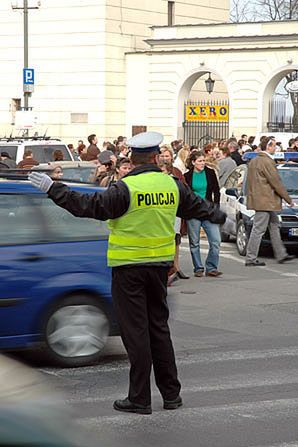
[25,145,72,163]
[278,169,298,194]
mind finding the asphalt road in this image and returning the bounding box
[38,237,298,447]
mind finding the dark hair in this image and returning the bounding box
[241,134,247,139]
[288,138,295,146]
[260,136,271,151]
[106,143,117,154]
[238,139,245,148]
[88,134,96,144]
[130,151,157,166]
[115,157,130,170]
[186,150,205,170]
[248,136,255,145]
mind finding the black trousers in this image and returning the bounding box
[112,265,181,406]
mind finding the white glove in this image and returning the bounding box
[28,172,54,193]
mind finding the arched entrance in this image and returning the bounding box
[177,70,229,147]
[262,67,298,133]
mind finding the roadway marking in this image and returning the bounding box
[44,346,298,378]
[77,397,298,427]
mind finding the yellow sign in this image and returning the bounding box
[186,105,229,122]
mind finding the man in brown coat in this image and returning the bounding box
[245,139,295,266]
[85,134,100,161]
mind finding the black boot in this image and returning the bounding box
[163,395,183,410]
[113,397,152,415]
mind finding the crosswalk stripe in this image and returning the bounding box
[77,397,298,427]
[40,346,298,378]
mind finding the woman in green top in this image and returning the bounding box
[184,150,222,277]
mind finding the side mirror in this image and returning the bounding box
[225,188,239,198]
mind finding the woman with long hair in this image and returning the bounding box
[184,150,222,277]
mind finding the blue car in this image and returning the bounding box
[0,178,117,367]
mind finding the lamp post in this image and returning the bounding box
[205,72,215,94]
[11,1,40,111]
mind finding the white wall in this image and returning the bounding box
[126,20,298,143]
[0,0,230,144]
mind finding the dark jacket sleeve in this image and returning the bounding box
[47,180,130,220]
[206,167,220,204]
[175,179,226,224]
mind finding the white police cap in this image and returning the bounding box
[127,131,163,153]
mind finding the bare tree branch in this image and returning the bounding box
[230,0,298,22]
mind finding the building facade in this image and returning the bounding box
[126,20,298,144]
[0,0,229,143]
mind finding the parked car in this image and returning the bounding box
[220,164,298,256]
[0,137,74,164]
[33,161,97,184]
[0,177,118,367]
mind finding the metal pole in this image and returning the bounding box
[24,0,29,111]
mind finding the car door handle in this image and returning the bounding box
[19,254,44,262]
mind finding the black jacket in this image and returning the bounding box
[48,164,226,224]
[231,150,245,166]
[183,166,220,204]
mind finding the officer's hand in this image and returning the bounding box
[28,172,54,193]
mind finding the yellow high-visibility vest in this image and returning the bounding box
[107,172,179,267]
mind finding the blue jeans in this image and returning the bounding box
[187,219,221,273]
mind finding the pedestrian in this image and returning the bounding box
[76,139,86,156]
[85,134,100,161]
[245,139,295,266]
[94,150,115,186]
[100,157,132,187]
[218,146,236,188]
[28,131,226,415]
[173,145,190,174]
[17,150,39,169]
[0,152,17,169]
[228,140,244,166]
[184,150,222,277]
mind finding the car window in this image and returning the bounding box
[24,145,72,163]
[278,169,298,194]
[224,166,246,191]
[0,194,45,245]
[0,146,18,161]
[61,167,96,183]
[28,195,110,242]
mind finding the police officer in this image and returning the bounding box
[29,131,226,415]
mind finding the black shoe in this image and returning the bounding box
[113,397,152,415]
[163,395,183,410]
[177,271,190,279]
[245,260,266,266]
[278,255,296,264]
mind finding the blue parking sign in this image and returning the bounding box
[23,68,34,85]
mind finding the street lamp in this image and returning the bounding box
[205,72,215,94]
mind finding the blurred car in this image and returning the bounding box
[220,164,298,256]
[0,354,96,446]
[0,137,74,164]
[33,161,97,184]
[0,177,118,367]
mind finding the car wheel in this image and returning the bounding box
[236,219,248,256]
[220,229,230,242]
[44,294,110,367]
